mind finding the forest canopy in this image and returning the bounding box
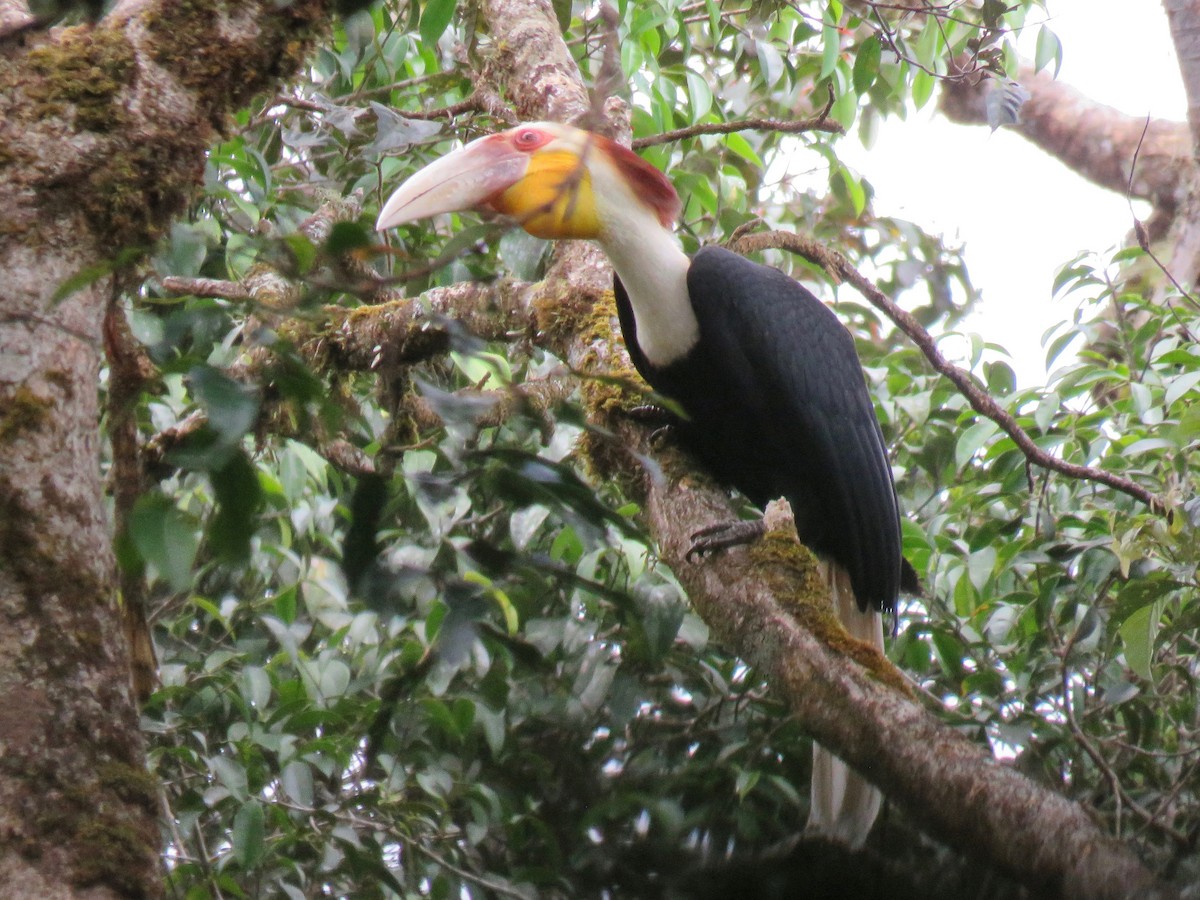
[0,0,1196,897]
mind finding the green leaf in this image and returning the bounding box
[232,800,265,869]
[638,587,685,663]
[837,166,866,216]
[911,68,935,110]
[914,16,940,68]
[282,233,318,274]
[1033,392,1060,432]
[1129,381,1153,419]
[492,583,520,633]
[734,768,759,800]
[1034,25,1063,77]
[52,248,144,302]
[852,34,881,94]
[475,704,506,755]
[419,0,456,48]
[820,24,840,80]
[326,221,373,256]
[369,104,444,155]
[129,494,198,593]
[686,70,713,120]
[451,697,476,735]
[955,418,999,467]
[209,755,249,801]
[1123,437,1176,456]
[1119,603,1161,680]
[756,39,784,88]
[1165,369,1200,407]
[281,760,315,807]
[274,586,298,624]
[830,89,857,129]
[723,132,763,166]
[190,365,260,447]
[319,659,352,699]
[242,666,272,711]
[159,222,210,278]
[207,451,264,563]
[415,766,452,799]
[551,0,572,30]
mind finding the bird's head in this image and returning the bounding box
[375,122,680,241]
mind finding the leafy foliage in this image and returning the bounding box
[97,0,1200,895]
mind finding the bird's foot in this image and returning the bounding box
[625,404,677,448]
[686,519,767,562]
[625,403,671,424]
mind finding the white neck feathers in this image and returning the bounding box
[591,158,698,367]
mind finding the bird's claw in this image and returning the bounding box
[648,423,676,450]
[625,403,671,424]
[686,519,767,562]
[624,404,677,449]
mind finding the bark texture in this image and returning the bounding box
[1165,0,1200,155]
[0,2,329,895]
[471,1,1174,897]
[1162,0,1200,291]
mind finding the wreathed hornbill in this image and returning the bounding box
[376,122,909,847]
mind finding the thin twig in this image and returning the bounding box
[396,94,484,121]
[633,109,843,149]
[407,841,532,899]
[1126,115,1200,327]
[191,815,225,900]
[160,787,193,897]
[729,229,1167,512]
[578,2,625,134]
[1057,627,1191,846]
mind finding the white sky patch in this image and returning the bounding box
[837,0,1187,386]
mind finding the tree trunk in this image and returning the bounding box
[0,2,330,893]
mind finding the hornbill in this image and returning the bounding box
[376,122,909,848]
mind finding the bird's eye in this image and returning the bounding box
[516,129,541,147]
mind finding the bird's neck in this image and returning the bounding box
[594,179,698,368]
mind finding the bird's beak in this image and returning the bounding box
[375,134,530,231]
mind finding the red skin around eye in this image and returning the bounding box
[508,129,555,152]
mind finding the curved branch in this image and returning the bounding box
[730,229,1166,512]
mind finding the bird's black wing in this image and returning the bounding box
[684,246,902,611]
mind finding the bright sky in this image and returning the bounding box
[837,0,1187,386]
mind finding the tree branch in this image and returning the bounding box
[630,424,1170,900]
[0,0,36,40]
[939,63,1189,214]
[730,229,1166,511]
[631,111,844,149]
